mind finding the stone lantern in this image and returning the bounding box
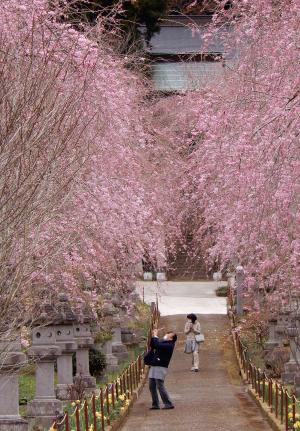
[0,334,28,431]
[111,314,128,362]
[111,295,122,308]
[102,297,128,362]
[264,316,279,351]
[276,310,291,339]
[54,294,78,400]
[291,291,300,312]
[282,322,299,384]
[73,309,96,395]
[98,300,118,371]
[26,317,63,429]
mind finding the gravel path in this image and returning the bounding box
[119,314,272,431]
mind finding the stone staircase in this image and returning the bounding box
[167,235,210,280]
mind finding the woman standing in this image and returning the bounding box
[184,313,201,372]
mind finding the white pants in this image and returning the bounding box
[192,343,199,369]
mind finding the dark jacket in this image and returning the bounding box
[150,337,175,368]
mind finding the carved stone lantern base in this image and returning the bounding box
[282,372,297,385]
[56,384,71,401]
[105,354,119,372]
[282,360,299,384]
[27,399,63,429]
[0,418,28,431]
[0,340,28,431]
[73,375,97,396]
[112,343,129,362]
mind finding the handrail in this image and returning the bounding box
[50,300,159,431]
[229,295,300,431]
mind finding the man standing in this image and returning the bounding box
[148,329,177,410]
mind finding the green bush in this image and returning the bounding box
[89,349,106,377]
[216,285,229,297]
[71,349,106,377]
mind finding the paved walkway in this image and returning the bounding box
[135,281,227,315]
[120,313,272,431]
[122,281,273,430]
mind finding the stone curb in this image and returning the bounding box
[106,367,149,431]
[229,312,284,431]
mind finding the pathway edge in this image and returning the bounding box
[107,367,149,431]
[230,316,284,431]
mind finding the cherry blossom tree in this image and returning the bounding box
[179,0,300,307]
[0,0,183,347]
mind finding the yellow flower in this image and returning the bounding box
[75,400,81,405]
[289,413,294,418]
[120,407,125,412]
[119,395,125,401]
[49,427,56,431]
[71,402,76,407]
[125,400,130,406]
[89,425,94,431]
[95,412,102,419]
[296,414,300,419]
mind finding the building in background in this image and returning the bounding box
[142,15,231,92]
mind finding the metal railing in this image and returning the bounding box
[229,294,300,431]
[51,297,159,431]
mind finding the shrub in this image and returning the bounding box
[89,349,106,377]
[216,286,229,297]
[72,349,106,377]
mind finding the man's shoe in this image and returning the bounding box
[150,406,160,410]
[162,406,175,410]
[194,368,199,372]
[190,367,196,371]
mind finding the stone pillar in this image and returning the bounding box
[99,340,118,372]
[264,317,279,351]
[156,272,167,281]
[76,348,90,375]
[143,272,153,281]
[27,327,63,430]
[276,311,291,344]
[213,272,222,282]
[291,291,300,313]
[57,354,73,386]
[112,315,128,362]
[0,337,28,431]
[236,266,245,315]
[73,324,96,395]
[282,325,298,384]
[55,325,77,400]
